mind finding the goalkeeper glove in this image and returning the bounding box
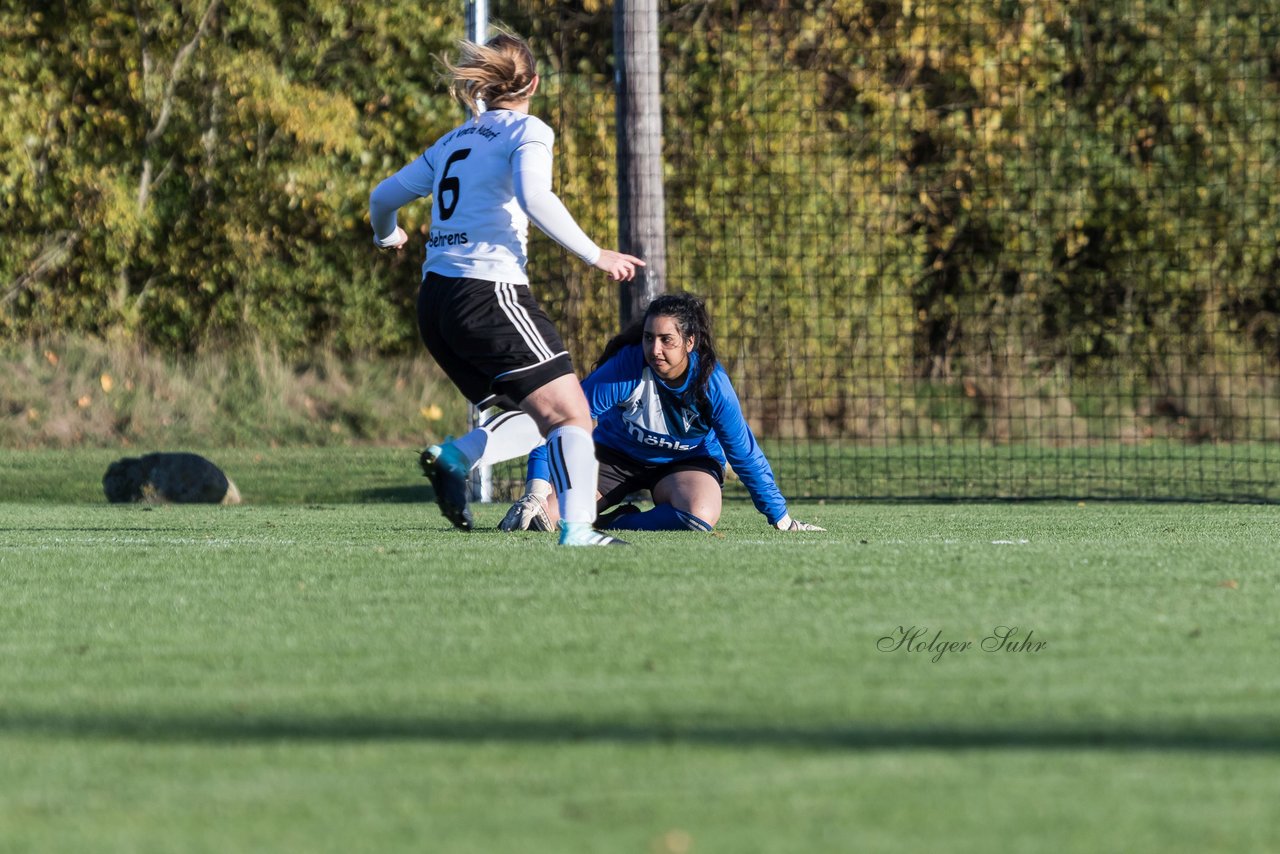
[774,513,825,532]
[498,493,554,532]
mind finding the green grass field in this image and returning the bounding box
[2,449,1279,852]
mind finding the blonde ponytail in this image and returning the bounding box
[442,31,538,120]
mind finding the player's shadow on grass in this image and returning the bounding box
[357,485,435,503]
[2,712,1277,754]
[0,527,168,533]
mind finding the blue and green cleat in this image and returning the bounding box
[419,444,474,531]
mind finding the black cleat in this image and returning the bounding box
[594,502,642,530]
[419,444,473,531]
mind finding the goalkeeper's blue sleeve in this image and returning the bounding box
[526,442,552,484]
[705,371,789,525]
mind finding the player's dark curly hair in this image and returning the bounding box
[595,293,718,406]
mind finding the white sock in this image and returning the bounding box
[544,425,597,524]
[450,411,545,470]
[475,410,545,467]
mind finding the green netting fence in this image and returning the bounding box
[488,0,1280,501]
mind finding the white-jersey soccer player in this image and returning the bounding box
[387,110,600,286]
[368,30,644,546]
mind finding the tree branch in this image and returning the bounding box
[2,231,81,307]
[133,0,153,103]
[143,0,221,147]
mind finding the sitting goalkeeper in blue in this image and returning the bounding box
[500,292,824,534]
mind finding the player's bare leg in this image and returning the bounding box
[520,375,628,546]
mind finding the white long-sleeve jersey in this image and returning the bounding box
[369,110,601,284]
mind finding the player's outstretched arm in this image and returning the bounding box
[512,144,644,281]
[703,370,819,531]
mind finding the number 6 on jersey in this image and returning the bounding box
[436,148,472,221]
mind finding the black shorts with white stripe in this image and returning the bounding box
[417,273,576,410]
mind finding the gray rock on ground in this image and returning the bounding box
[103,452,242,505]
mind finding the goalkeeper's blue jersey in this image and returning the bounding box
[530,345,789,524]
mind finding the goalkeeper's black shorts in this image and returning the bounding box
[417,272,575,411]
[594,443,725,511]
